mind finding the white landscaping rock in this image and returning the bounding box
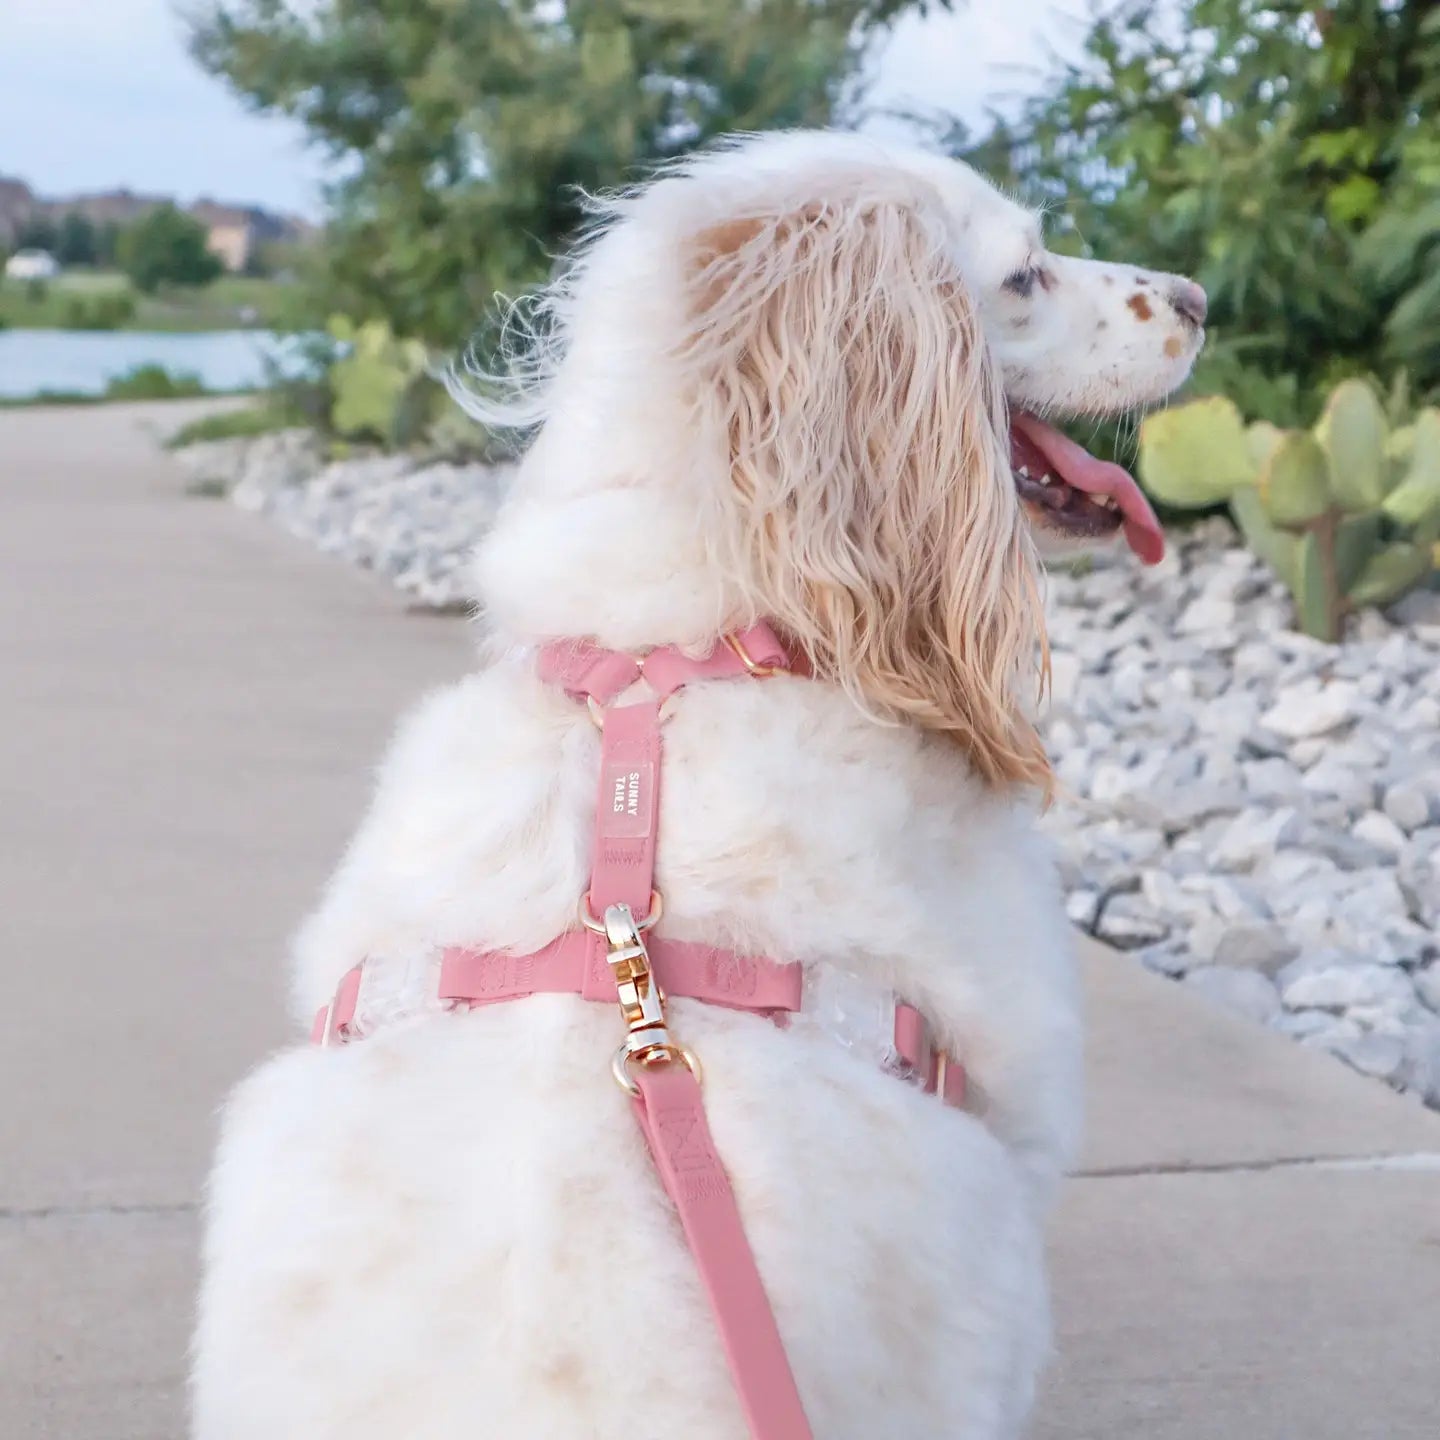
[1260,679,1363,740]
[1329,1033,1408,1084]
[1184,966,1282,1025]
[1416,965,1440,1014]
[1209,922,1299,975]
[1277,960,1417,1013]
[1383,780,1436,834]
[1211,807,1302,871]
[1352,810,1408,857]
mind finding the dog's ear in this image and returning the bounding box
[681,195,1051,793]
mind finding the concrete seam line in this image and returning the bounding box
[0,1201,199,1221]
[1073,1151,1440,1180]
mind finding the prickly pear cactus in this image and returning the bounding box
[327,317,430,445]
[1139,380,1440,641]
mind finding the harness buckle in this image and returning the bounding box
[601,901,702,1096]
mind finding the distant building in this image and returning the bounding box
[0,174,314,272]
[0,176,37,244]
[190,199,314,273]
[5,249,60,280]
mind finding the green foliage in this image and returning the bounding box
[103,364,212,401]
[55,213,98,267]
[116,205,224,293]
[59,290,137,330]
[189,0,951,348]
[0,270,299,332]
[326,316,432,444]
[0,364,231,408]
[946,1,1440,429]
[15,216,58,253]
[166,397,312,448]
[1140,381,1440,640]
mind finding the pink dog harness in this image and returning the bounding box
[313,623,966,1439]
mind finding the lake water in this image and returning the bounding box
[0,329,310,399]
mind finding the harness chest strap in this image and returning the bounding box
[311,625,968,1440]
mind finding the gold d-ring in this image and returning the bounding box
[723,632,779,677]
[578,890,663,934]
[611,1042,703,1098]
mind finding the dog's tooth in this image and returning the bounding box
[1017,465,1031,478]
[1039,472,1054,486]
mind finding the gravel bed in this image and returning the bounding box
[177,433,1440,1107]
[1044,520,1440,1108]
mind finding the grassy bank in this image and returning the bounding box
[0,364,251,408]
[0,270,304,332]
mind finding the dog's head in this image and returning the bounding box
[468,132,1202,791]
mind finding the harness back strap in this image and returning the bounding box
[561,623,814,1440]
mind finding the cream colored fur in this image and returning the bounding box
[193,131,1201,1439]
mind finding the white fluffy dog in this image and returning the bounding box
[193,131,1204,1440]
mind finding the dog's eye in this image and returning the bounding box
[1003,266,1041,298]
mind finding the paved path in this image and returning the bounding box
[2,402,1437,1439]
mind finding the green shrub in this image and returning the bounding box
[103,365,210,401]
[1140,380,1440,640]
[55,290,137,330]
[325,316,431,446]
[166,398,310,448]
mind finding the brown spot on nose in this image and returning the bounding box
[1164,335,1184,358]
[1127,293,1154,321]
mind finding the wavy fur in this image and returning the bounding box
[681,199,1050,790]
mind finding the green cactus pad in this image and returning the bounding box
[328,320,430,443]
[1318,379,1389,510]
[1348,544,1434,607]
[1383,469,1440,529]
[1230,486,1299,590]
[1334,512,1385,591]
[1246,421,1285,472]
[1381,411,1440,528]
[1259,432,1331,526]
[1138,396,1256,508]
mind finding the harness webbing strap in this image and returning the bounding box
[571,627,814,1439]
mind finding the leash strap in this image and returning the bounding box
[632,1062,814,1439]
[577,627,815,1440]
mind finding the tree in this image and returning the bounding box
[93,221,122,269]
[15,216,58,254]
[944,1,1440,426]
[190,0,952,347]
[116,205,223,292]
[55,212,98,267]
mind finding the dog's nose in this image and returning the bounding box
[1169,278,1208,328]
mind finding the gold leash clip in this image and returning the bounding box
[599,900,701,1097]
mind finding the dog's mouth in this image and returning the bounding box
[1009,411,1165,565]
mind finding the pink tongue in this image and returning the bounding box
[1011,412,1165,565]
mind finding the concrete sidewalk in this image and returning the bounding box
[2,403,1437,1439]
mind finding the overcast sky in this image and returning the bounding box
[0,1,1092,218]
